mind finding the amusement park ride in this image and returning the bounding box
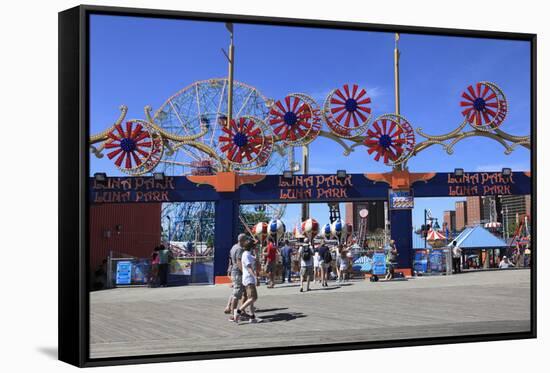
[89,29,531,281]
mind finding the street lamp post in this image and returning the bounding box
[505,207,509,240]
[422,209,428,249]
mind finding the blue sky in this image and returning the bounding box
[89,14,531,229]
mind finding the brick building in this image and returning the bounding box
[443,210,456,232]
[455,201,467,231]
[466,196,483,226]
[500,195,532,231]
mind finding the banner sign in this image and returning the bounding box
[352,256,373,272]
[115,260,132,285]
[89,171,531,204]
[389,189,414,209]
[412,172,531,198]
[170,259,192,276]
[89,174,389,204]
[239,174,389,202]
[413,250,428,273]
[90,176,219,203]
[132,259,151,284]
[429,250,445,272]
[372,253,387,275]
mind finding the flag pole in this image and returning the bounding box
[394,33,402,171]
[226,23,235,128]
[394,33,400,116]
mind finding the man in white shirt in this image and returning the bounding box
[298,241,314,292]
[451,241,462,274]
[499,256,515,269]
[235,241,262,323]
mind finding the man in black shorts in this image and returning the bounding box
[225,234,248,321]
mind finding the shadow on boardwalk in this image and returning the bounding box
[246,311,306,323]
[256,307,288,313]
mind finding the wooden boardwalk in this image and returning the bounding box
[90,269,531,358]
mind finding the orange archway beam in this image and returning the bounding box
[365,170,436,190]
[187,172,266,192]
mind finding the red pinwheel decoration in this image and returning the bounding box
[460,82,503,129]
[218,117,265,165]
[364,115,415,165]
[328,84,371,127]
[105,121,153,170]
[268,95,313,145]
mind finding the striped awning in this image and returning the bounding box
[426,228,446,241]
[484,221,502,228]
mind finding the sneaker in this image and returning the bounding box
[300,288,303,292]
[249,317,262,323]
[233,310,241,323]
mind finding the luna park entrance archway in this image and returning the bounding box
[90,170,531,284]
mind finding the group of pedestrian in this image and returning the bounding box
[224,234,262,324]
[295,239,357,291]
[223,235,403,322]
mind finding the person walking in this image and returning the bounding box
[264,237,278,288]
[336,247,348,283]
[298,240,314,292]
[451,241,462,274]
[280,240,293,283]
[317,240,331,287]
[313,248,321,284]
[149,246,160,287]
[385,241,398,281]
[157,244,171,287]
[225,234,248,319]
[235,241,262,323]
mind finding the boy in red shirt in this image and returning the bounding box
[264,237,279,288]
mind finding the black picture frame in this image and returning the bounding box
[59,4,537,367]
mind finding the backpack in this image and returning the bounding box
[322,247,332,263]
[302,247,312,261]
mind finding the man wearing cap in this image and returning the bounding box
[499,256,515,269]
[451,240,462,274]
[224,234,249,320]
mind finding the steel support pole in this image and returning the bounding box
[227,42,234,125]
[301,145,310,221]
